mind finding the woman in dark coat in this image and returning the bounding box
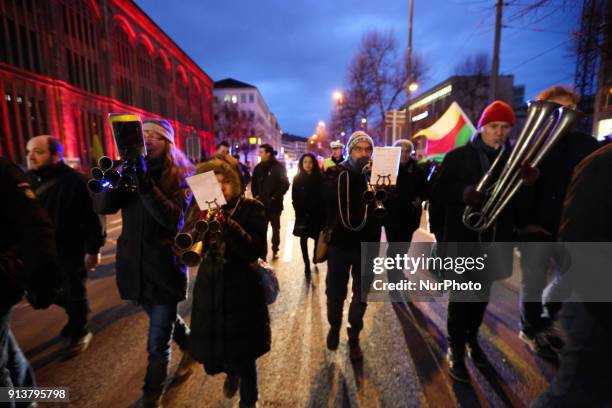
[432,101,517,383]
[292,153,326,277]
[189,155,270,408]
[93,118,195,407]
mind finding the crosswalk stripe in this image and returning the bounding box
[282,219,294,262]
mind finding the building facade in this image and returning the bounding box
[0,0,215,167]
[213,78,282,164]
[280,132,307,163]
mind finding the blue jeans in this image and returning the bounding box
[1,305,36,408]
[141,303,190,397]
[228,359,258,405]
[532,302,612,407]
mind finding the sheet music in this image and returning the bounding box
[186,171,227,210]
[370,146,401,186]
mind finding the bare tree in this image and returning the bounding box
[330,30,430,145]
[452,51,491,122]
[214,102,255,159]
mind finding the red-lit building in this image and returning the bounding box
[0,0,215,168]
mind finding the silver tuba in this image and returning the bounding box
[462,100,584,232]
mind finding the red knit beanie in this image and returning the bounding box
[477,100,516,128]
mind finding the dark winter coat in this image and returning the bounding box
[190,197,270,374]
[559,144,612,335]
[292,172,326,239]
[516,131,600,237]
[28,162,105,267]
[384,159,428,242]
[432,138,516,282]
[251,158,289,213]
[93,160,192,304]
[325,162,382,251]
[0,157,59,309]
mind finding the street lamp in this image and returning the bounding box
[409,82,418,93]
[318,120,326,128]
[332,90,344,102]
[360,118,367,129]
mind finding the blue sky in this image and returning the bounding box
[135,0,579,137]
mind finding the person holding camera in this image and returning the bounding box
[188,155,270,408]
[292,153,326,278]
[93,118,195,407]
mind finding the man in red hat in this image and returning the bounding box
[432,100,517,383]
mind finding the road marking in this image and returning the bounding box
[282,219,294,262]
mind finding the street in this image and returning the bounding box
[11,193,557,408]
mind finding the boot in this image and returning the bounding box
[326,327,340,351]
[466,335,488,368]
[141,393,163,408]
[348,337,363,362]
[223,374,240,398]
[173,352,196,384]
[446,343,469,383]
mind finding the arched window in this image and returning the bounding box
[154,55,168,116]
[136,43,153,111]
[175,70,188,123]
[112,27,134,105]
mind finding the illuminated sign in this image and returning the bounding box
[409,84,452,111]
[412,111,429,122]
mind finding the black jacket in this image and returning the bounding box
[190,197,270,374]
[325,162,382,251]
[251,158,289,213]
[384,159,427,242]
[28,162,105,265]
[432,139,515,282]
[559,144,612,335]
[93,161,192,304]
[292,172,326,239]
[517,131,599,237]
[0,157,59,309]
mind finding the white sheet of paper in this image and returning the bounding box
[371,147,401,186]
[186,171,227,210]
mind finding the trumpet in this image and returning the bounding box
[181,241,204,267]
[462,100,584,232]
[175,207,225,267]
[361,161,390,218]
[87,156,138,193]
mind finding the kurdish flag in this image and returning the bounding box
[414,102,475,162]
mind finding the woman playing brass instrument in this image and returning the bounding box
[188,155,270,408]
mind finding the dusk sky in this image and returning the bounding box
[135,0,579,137]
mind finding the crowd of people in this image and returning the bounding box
[0,84,611,407]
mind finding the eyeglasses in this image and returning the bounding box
[144,134,166,143]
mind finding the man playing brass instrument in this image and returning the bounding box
[324,131,381,361]
[432,101,517,383]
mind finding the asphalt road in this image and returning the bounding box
[11,193,557,407]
